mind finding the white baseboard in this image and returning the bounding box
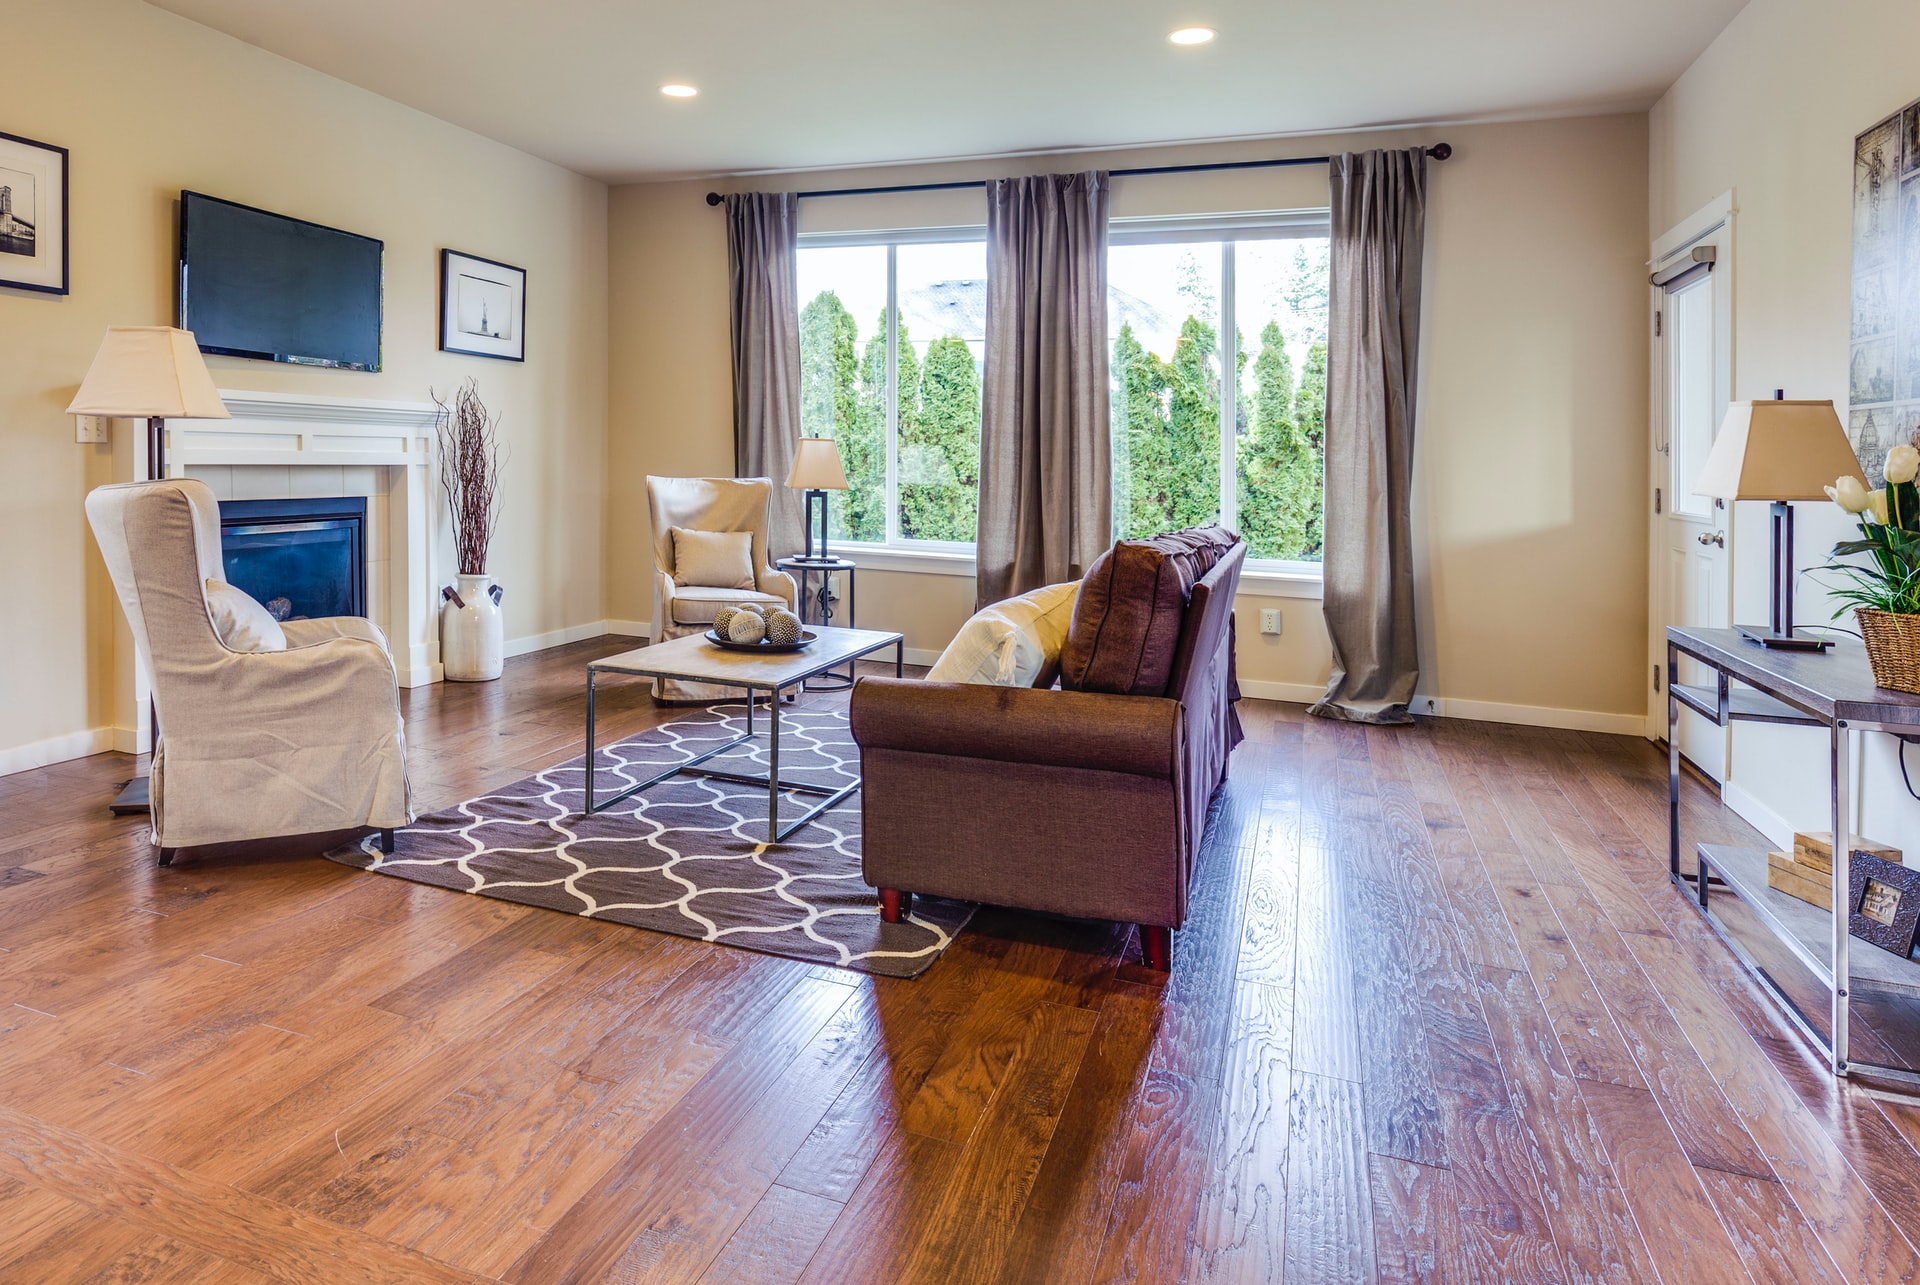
[504,619,618,660]
[1238,679,1329,703]
[1236,679,1643,736]
[0,727,118,779]
[1722,778,1795,850]
[603,619,652,640]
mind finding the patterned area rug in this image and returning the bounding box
[326,698,973,977]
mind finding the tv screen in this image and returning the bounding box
[179,191,383,371]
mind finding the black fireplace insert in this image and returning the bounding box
[217,497,367,621]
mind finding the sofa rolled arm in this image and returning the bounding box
[850,678,1179,779]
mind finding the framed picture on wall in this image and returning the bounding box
[440,249,525,362]
[0,130,69,295]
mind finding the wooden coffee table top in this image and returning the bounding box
[589,626,902,689]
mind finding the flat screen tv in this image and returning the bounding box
[178,191,383,371]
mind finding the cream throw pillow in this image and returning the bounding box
[671,527,756,590]
[205,579,288,653]
[927,580,1080,688]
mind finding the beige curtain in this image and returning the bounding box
[723,192,806,560]
[975,171,1112,609]
[1310,148,1428,725]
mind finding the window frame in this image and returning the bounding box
[1108,208,1332,582]
[796,209,1334,592]
[797,226,988,558]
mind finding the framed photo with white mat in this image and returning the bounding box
[439,248,525,361]
[0,129,68,296]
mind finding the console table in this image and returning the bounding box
[1668,625,1920,1092]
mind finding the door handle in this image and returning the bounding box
[1697,530,1725,547]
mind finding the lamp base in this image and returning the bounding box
[109,775,152,814]
[1737,624,1829,652]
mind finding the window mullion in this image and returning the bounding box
[1220,241,1237,532]
[885,244,900,546]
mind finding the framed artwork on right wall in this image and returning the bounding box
[441,248,526,362]
[1849,98,1920,485]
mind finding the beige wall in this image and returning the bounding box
[609,114,1651,726]
[1650,0,1920,841]
[0,0,608,770]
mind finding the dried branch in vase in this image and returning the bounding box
[433,379,507,576]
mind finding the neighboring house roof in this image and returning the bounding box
[899,280,1172,349]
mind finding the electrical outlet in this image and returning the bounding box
[1258,608,1282,636]
[75,415,109,444]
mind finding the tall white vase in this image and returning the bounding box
[441,572,504,682]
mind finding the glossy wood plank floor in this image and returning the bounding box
[4,636,1920,1282]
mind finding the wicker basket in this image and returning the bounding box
[1856,608,1920,693]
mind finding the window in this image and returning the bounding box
[1109,215,1331,567]
[797,235,986,549]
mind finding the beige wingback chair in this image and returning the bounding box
[645,475,797,701]
[85,479,413,862]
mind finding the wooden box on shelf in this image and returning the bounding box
[1767,852,1834,911]
[1792,831,1901,874]
[1766,831,1904,911]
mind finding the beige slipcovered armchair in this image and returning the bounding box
[645,475,797,701]
[85,479,413,863]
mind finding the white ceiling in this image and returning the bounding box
[145,0,1749,183]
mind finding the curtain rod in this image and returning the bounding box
[702,143,1451,205]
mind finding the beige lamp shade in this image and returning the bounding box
[66,326,231,420]
[786,436,849,490]
[1692,399,1861,501]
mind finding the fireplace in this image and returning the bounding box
[218,498,367,621]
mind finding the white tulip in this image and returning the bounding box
[1869,489,1890,525]
[1829,475,1872,514]
[1889,445,1920,485]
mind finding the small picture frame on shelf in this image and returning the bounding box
[1848,852,1920,958]
[0,129,69,295]
[440,249,525,362]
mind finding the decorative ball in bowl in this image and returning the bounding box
[705,605,816,653]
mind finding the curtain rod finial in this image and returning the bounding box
[705,191,724,206]
[1427,143,1452,161]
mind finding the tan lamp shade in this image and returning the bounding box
[66,326,230,420]
[786,436,849,490]
[1692,399,1860,501]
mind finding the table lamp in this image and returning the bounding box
[785,436,849,563]
[1693,393,1862,651]
[67,325,231,814]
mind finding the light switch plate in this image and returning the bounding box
[1259,608,1282,636]
[75,415,109,444]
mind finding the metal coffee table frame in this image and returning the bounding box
[583,629,904,843]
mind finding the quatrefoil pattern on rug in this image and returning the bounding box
[328,699,973,977]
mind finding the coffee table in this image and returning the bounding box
[582,625,904,842]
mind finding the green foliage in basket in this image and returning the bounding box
[1824,446,1920,616]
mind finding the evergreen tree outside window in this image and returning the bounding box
[1108,218,1331,569]
[797,237,985,549]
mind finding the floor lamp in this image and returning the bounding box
[67,326,231,814]
[1692,395,1863,651]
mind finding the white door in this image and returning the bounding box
[1648,203,1734,781]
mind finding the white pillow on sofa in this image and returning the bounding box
[204,579,288,653]
[671,527,756,590]
[927,580,1080,688]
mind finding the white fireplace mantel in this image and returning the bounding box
[157,388,445,689]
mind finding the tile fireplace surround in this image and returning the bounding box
[153,391,445,721]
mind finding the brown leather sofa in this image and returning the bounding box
[849,536,1245,970]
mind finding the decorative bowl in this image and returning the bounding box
[704,628,818,654]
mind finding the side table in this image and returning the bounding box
[777,556,857,691]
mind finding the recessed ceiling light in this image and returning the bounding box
[1168,26,1216,45]
[660,83,698,98]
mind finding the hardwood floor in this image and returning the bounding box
[3,635,1920,1281]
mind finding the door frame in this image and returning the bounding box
[1647,192,1738,746]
